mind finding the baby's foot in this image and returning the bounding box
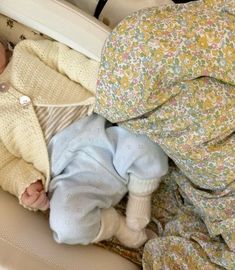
[115,216,147,248]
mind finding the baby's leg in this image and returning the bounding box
[49,177,147,248]
[49,179,147,247]
[92,207,147,248]
[49,180,101,245]
[126,191,152,231]
[112,128,168,232]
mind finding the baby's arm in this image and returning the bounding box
[0,42,48,210]
[15,39,99,95]
[0,140,47,210]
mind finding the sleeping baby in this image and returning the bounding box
[0,39,168,248]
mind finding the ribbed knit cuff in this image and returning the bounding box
[126,193,151,231]
[128,175,161,195]
[127,194,151,216]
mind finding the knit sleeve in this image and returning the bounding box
[15,39,99,95]
[0,140,45,207]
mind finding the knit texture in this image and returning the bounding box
[128,175,162,195]
[0,39,98,204]
[92,207,147,248]
[126,193,152,231]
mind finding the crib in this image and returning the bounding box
[1,0,233,269]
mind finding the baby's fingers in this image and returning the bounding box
[26,180,43,195]
[39,196,50,211]
[21,191,40,206]
[30,192,49,210]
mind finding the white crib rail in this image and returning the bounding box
[0,0,110,61]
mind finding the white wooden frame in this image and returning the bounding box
[0,0,110,61]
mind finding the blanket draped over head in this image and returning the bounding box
[95,0,235,268]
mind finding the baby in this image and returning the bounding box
[0,39,168,248]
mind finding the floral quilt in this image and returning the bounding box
[95,0,235,269]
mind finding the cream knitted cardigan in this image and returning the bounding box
[0,39,99,205]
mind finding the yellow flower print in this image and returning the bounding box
[118,53,124,62]
[179,54,194,68]
[125,70,139,82]
[216,95,223,104]
[202,98,213,110]
[120,76,130,89]
[140,21,154,34]
[153,48,164,61]
[198,36,208,48]
[188,42,198,52]
[206,32,221,45]
[110,75,117,84]
[223,48,235,66]
[117,24,128,34]
[186,30,196,39]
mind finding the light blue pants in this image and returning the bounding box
[48,114,168,244]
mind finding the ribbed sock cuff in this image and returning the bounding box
[128,175,161,195]
[127,193,151,215]
[126,193,151,231]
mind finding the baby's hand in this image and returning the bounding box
[21,180,49,211]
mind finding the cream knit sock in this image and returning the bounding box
[116,215,147,248]
[126,193,152,231]
[92,207,147,248]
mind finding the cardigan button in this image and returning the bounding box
[0,82,9,92]
[19,95,31,106]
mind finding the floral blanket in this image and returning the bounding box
[99,163,235,269]
[95,0,235,269]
